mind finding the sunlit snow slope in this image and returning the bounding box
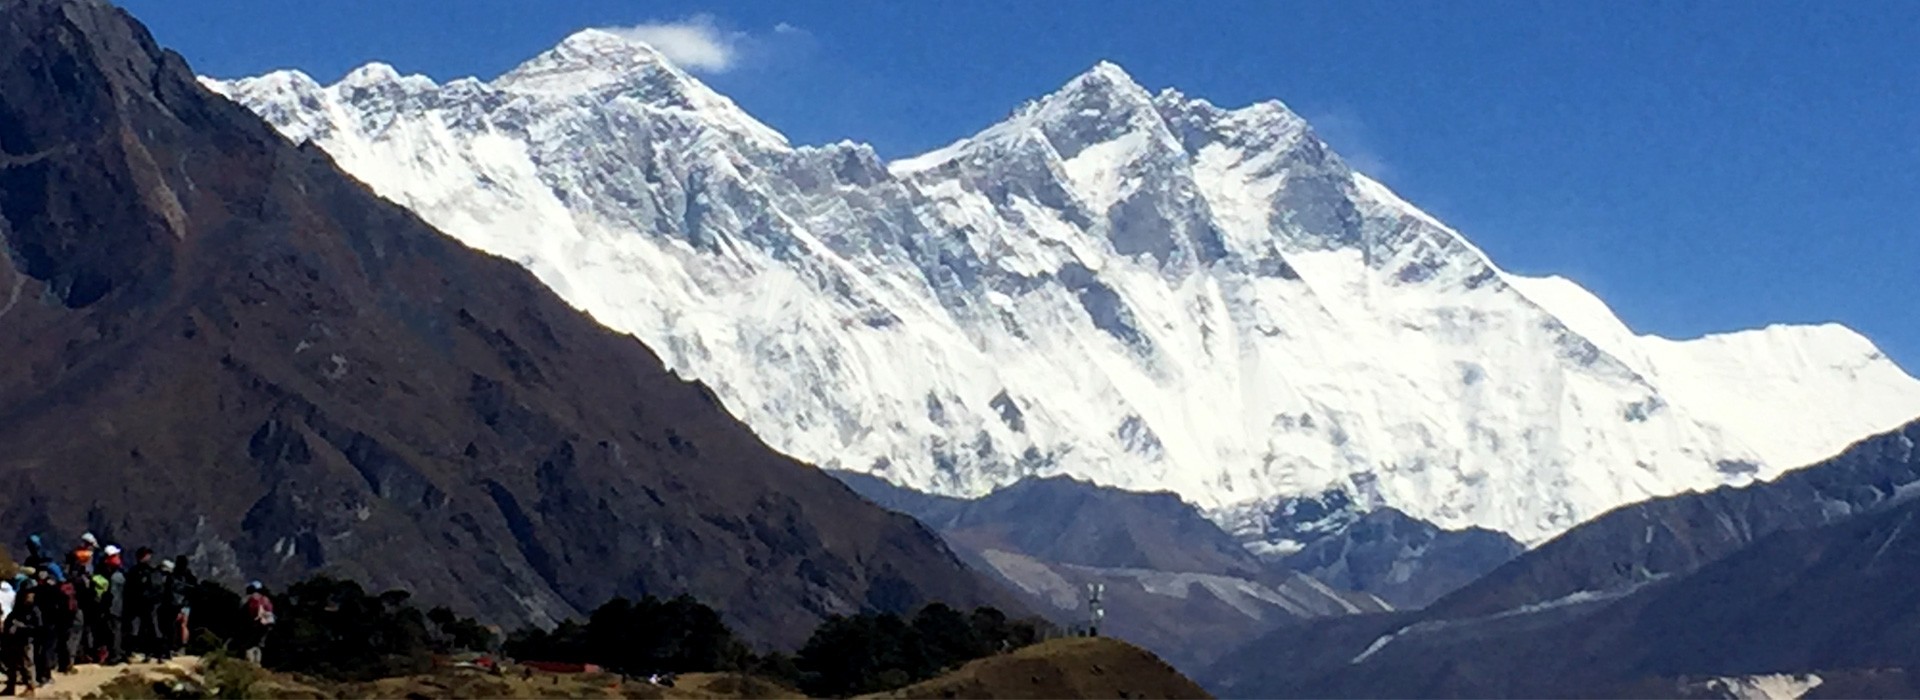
[209,33,1920,544]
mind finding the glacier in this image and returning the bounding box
[206,30,1920,545]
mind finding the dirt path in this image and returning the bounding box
[29,656,200,699]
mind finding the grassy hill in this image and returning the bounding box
[866,637,1210,699]
[98,638,1206,699]
[97,655,808,699]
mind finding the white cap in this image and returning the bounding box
[81,533,98,546]
[103,545,121,556]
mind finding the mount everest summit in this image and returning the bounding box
[208,29,1920,546]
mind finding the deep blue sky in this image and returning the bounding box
[122,0,1920,369]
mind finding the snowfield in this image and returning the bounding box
[209,31,1920,545]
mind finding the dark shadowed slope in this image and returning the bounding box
[1432,417,1920,618]
[1211,493,1920,698]
[1206,418,1920,698]
[0,0,1008,646]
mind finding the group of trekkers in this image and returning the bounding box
[0,533,275,696]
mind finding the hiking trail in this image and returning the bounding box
[31,656,201,699]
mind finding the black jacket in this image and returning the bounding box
[72,567,99,615]
[127,562,162,612]
[4,600,41,641]
[30,581,66,628]
[159,573,189,610]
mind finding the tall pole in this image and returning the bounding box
[1086,582,1104,637]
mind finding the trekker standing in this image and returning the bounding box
[4,588,39,697]
[28,570,57,685]
[19,538,48,575]
[85,572,107,665]
[99,547,126,665]
[49,565,78,674]
[65,551,94,667]
[240,582,274,665]
[153,560,183,660]
[76,534,99,565]
[125,548,163,662]
[168,556,196,653]
[21,540,60,589]
[73,534,99,660]
[63,550,91,586]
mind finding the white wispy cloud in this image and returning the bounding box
[603,15,743,73]
[1305,106,1394,180]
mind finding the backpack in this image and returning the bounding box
[245,594,275,626]
[73,573,97,608]
[132,565,164,603]
[165,578,188,608]
[57,581,78,614]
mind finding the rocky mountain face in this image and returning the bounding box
[210,31,1920,548]
[0,0,1012,646]
[1204,418,1920,697]
[834,472,1267,575]
[839,469,1514,611]
[832,471,1385,671]
[1281,506,1522,610]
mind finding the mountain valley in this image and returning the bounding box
[4,0,1919,696]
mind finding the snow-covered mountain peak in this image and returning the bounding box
[205,29,790,153]
[338,61,435,91]
[1048,60,1155,111]
[889,60,1225,267]
[488,29,787,149]
[220,45,1920,547]
[1156,90,1310,153]
[558,27,664,54]
[1031,61,1176,152]
[211,68,320,97]
[1078,60,1138,87]
[202,69,340,143]
[1152,87,1298,122]
[495,28,676,94]
[892,60,1175,178]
